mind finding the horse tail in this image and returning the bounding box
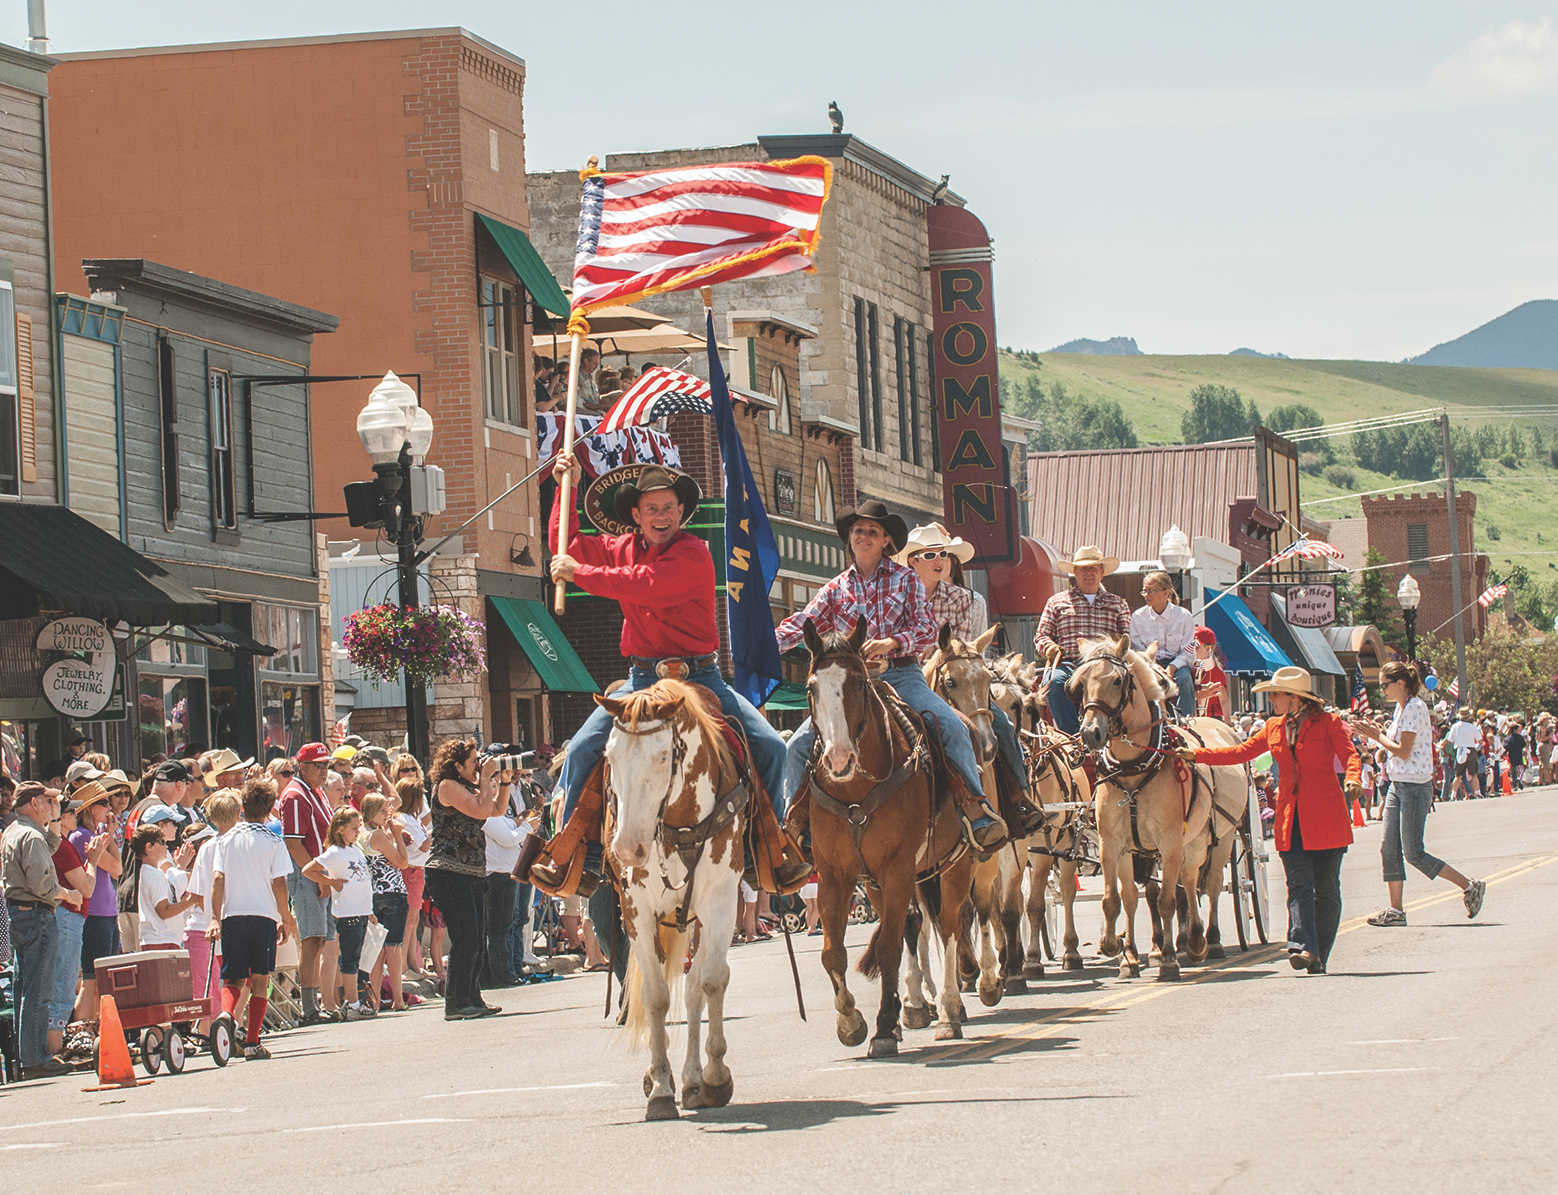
[857,923,886,979]
[917,874,943,929]
[619,921,688,1052]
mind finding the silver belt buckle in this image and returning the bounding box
[656,658,689,680]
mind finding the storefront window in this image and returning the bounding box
[260,681,320,762]
[138,675,208,763]
[136,627,207,668]
[255,603,321,762]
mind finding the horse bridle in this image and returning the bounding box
[808,651,893,784]
[1071,652,1140,737]
[930,650,996,753]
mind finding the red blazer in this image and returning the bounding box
[1195,710,1360,851]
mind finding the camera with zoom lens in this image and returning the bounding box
[487,753,525,773]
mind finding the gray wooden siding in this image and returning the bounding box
[328,557,431,709]
[61,334,119,535]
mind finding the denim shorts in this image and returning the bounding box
[373,893,409,948]
[336,914,369,974]
[219,915,278,983]
[288,863,337,942]
[80,913,121,979]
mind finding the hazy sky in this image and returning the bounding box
[9,2,1556,361]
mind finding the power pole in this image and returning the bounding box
[1441,411,1468,706]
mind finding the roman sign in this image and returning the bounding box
[1287,584,1337,628]
[928,205,1015,565]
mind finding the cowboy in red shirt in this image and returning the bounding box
[546,453,801,887]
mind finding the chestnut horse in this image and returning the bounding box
[1069,635,1245,982]
[601,680,745,1121]
[801,618,976,1053]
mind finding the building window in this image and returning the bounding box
[209,369,236,530]
[159,336,181,527]
[255,602,322,761]
[1407,523,1430,575]
[769,363,792,435]
[854,297,870,449]
[0,281,16,496]
[867,303,882,449]
[482,278,522,427]
[894,316,909,461]
[136,626,208,762]
[906,327,921,466]
[815,458,836,525]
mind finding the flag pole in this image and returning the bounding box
[553,317,588,614]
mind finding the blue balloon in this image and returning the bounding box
[1424,674,1439,690]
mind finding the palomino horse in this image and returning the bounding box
[600,680,746,1121]
[1018,724,1091,974]
[801,617,976,1053]
[1069,634,1246,982]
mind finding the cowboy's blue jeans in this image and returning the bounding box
[1043,662,1081,734]
[1170,664,1195,719]
[782,663,986,805]
[990,704,1027,788]
[560,664,786,822]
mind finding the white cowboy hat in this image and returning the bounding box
[1057,545,1120,575]
[202,746,255,788]
[896,523,975,566]
[1252,665,1323,703]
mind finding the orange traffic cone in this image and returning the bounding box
[1352,799,1367,828]
[82,995,153,1091]
[1502,770,1513,796]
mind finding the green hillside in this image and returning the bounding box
[999,349,1558,579]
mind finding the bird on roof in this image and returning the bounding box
[931,174,949,205]
[828,101,844,134]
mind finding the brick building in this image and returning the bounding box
[1360,491,1489,647]
[47,29,581,749]
[527,129,954,538]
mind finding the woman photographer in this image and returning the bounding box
[423,738,507,1020]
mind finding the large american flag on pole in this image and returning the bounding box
[1477,582,1509,609]
[571,157,833,314]
[597,367,712,433]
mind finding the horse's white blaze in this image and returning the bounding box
[812,663,856,777]
[608,720,674,867]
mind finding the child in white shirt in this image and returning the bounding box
[131,823,198,947]
[304,807,375,1020]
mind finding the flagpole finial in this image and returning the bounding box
[580,155,602,180]
[700,286,714,311]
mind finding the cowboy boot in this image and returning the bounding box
[783,787,812,861]
[948,773,1008,851]
[998,757,1047,838]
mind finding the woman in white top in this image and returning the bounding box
[131,823,198,948]
[1354,661,1486,926]
[481,759,527,988]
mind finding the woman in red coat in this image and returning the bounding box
[1177,666,1363,974]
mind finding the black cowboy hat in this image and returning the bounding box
[611,463,703,524]
[836,499,908,556]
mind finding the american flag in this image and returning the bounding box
[571,157,832,314]
[328,713,350,748]
[1477,582,1508,609]
[597,367,712,433]
[1268,536,1347,567]
[1351,669,1369,713]
[1447,678,1460,699]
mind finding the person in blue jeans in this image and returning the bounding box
[0,783,72,1079]
[1033,546,1133,735]
[48,793,104,1058]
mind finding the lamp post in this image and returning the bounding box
[1159,524,1193,607]
[352,372,435,765]
[1397,573,1421,663]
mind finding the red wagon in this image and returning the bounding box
[95,949,234,1073]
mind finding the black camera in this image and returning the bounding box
[487,753,525,773]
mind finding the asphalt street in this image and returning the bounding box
[4,787,1555,1194]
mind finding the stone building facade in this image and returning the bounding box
[1361,490,1489,647]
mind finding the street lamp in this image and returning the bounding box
[1159,524,1193,606]
[1397,573,1421,662]
[350,372,434,766]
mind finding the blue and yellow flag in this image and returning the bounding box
[706,310,783,707]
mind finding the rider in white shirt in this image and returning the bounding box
[1129,571,1197,720]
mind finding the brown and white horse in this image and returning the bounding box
[1069,634,1246,982]
[601,680,745,1120]
[802,618,976,1053]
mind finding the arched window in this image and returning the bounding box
[768,363,792,435]
[814,458,836,525]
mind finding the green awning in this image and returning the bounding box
[476,214,570,318]
[762,681,810,711]
[489,597,598,693]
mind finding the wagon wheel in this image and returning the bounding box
[162,1028,187,1075]
[1041,867,1061,961]
[1244,782,1270,945]
[1230,831,1253,951]
[140,1027,164,1076]
[208,1018,233,1068]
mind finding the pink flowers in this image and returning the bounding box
[343,604,486,688]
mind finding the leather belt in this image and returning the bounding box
[882,657,919,669]
[631,652,718,680]
[6,900,47,910]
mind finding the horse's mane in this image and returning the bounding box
[815,628,864,660]
[611,678,730,754]
[1077,634,1171,704]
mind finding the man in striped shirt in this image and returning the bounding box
[776,500,1006,849]
[1034,545,1132,734]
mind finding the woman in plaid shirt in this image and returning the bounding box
[776,502,1007,849]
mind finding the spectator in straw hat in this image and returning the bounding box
[202,747,254,793]
[1034,545,1132,734]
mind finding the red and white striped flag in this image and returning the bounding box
[1477,582,1508,609]
[329,713,350,748]
[571,157,833,314]
[1268,536,1346,568]
[597,367,712,433]
[1447,678,1460,699]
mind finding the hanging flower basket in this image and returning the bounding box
[342,603,487,689]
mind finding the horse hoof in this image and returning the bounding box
[960,978,975,993]
[837,1013,868,1048]
[1157,963,1181,983]
[1207,943,1226,961]
[646,1095,680,1122]
[1003,976,1028,996]
[867,1036,898,1059]
[699,1076,734,1107]
[902,1005,933,1030]
[1023,961,1046,980]
[682,1083,702,1110]
[978,982,1003,1008]
[644,1070,675,1098]
[1063,956,1085,972]
[934,1022,963,1041]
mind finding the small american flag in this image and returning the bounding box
[1268,536,1346,568]
[597,366,712,433]
[572,157,832,314]
[1477,582,1508,609]
[328,713,350,748]
[1351,669,1369,713]
[1447,678,1460,699]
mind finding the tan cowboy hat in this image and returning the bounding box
[202,746,255,788]
[896,522,975,566]
[1252,665,1323,703]
[1058,545,1120,575]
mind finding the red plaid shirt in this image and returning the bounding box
[776,559,936,656]
[1034,587,1132,663]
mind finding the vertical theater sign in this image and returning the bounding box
[928,206,1016,565]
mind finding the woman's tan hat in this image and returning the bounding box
[1058,545,1120,575]
[1252,665,1322,703]
[896,522,975,566]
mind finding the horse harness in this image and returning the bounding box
[608,712,750,933]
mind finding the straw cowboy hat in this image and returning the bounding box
[1252,665,1324,704]
[203,746,255,787]
[1058,545,1120,575]
[896,523,975,566]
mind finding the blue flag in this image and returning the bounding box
[705,310,783,707]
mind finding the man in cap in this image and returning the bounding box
[137,759,191,814]
[64,759,104,793]
[278,743,341,1023]
[1034,545,1132,734]
[64,728,90,761]
[776,500,1007,850]
[543,453,805,889]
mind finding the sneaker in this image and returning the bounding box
[243,1043,271,1061]
[343,1004,364,1022]
[20,1057,72,1080]
[1463,878,1486,919]
[1367,907,1407,927]
[444,1006,484,1021]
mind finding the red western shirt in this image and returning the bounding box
[549,495,718,660]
